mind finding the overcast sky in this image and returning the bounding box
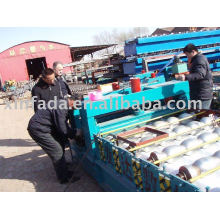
[0,27,156,53]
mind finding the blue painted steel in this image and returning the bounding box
[138,30,220,44]
[123,62,137,74]
[125,30,220,56]
[122,73,166,85]
[124,52,220,74]
[136,37,220,55]
[157,51,182,75]
[125,30,220,44]
[170,175,200,192]
[73,109,81,129]
[123,30,220,74]
[82,81,189,118]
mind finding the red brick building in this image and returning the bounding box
[0,41,73,82]
[0,41,115,82]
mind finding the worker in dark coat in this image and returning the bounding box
[176,43,213,109]
[32,68,63,112]
[27,98,80,184]
[53,61,72,97]
[53,61,79,135]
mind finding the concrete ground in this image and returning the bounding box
[0,101,102,192]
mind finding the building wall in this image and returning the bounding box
[0,41,72,82]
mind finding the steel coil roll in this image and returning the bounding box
[178,165,201,180]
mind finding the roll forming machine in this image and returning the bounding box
[92,108,220,192]
[70,79,220,191]
[69,79,214,191]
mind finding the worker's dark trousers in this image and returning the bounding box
[28,129,68,182]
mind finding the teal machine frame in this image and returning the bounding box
[71,80,194,191]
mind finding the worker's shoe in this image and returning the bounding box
[53,157,80,184]
[59,176,81,184]
[75,136,85,147]
[59,171,81,184]
[66,161,78,171]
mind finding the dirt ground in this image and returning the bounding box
[0,101,102,192]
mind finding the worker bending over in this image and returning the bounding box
[27,98,79,184]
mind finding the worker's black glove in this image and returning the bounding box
[67,127,75,139]
[64,140,71,149]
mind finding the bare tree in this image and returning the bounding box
[93,27,150,44]
[131,27,150,38]
[92,27,150,57]
[93,31,115,45]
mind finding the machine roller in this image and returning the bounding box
[100,111,220,191]
[70,78,220,191]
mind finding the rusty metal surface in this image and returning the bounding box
[117,127,168,147]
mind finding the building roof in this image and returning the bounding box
[150,27,218,36]
[162,27,175,32]
[70,44,116,61]
[0,41,117,62]
[151,27,175,35]
[0,40,70,54]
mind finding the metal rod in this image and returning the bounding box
[121,111,205,139]
[129,116,220,152]
[125,111,206,139]
[154,136,220,165]
[100,109,185,136]
[153,111,205,128]
[189,165,220,183]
